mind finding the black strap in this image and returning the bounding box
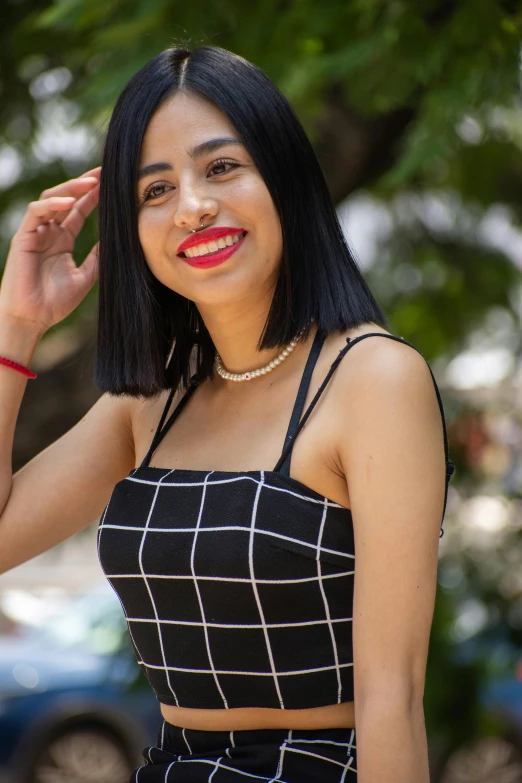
[277,329,326,477]
[139,376,199,469]
[273,332,455,537]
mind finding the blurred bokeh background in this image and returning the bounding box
[1,1,522,781]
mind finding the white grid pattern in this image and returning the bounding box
[182,728,191,754]
[98,469,356,710]
[136,469,179,707]
[248,472,284,708]
[161,760,284,780]
[97,492,146,670]
[126,471,346,508]
[129,661,354,676]
[100,522,353,562]
[98,571,354,584]
[208,757,223,781]
[141,757,355,782]
[316,497,343,703]
[134,726,357,781]
[268,730,291,782]
[284,747,349,768]
[122,617,352,629]
[190,471,229,708]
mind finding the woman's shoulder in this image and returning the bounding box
[332,323,426,369]
[327,324,435,416]
[328,326,446,494]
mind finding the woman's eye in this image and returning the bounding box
[208,159,238,176]
[142,182,171,201]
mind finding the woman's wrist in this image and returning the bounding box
[0,312,45,368]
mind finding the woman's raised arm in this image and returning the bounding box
[0,167,136,574]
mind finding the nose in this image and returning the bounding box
[173,174,218,230]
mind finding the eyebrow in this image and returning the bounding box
[137,137,244,180]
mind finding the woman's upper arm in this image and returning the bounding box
[0,391,137,573]
[336,338,446,708]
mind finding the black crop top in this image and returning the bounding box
[97,331,455,710]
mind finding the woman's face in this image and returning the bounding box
[137,90,283,309]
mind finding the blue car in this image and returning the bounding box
[0,585,163,783]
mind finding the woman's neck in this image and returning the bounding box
[198,301,299,376]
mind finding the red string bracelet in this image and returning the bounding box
[0,356,37,379]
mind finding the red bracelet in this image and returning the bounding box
[0,356,37,379]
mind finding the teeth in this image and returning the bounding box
[184,232,244,258]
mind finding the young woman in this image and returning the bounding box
[0,45,454,782]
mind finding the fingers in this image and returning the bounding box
[18,197,78,234]
[19,167,101,235]
[80,166,102,178]
[55,181,100,235]
[78,241,100,290]
[32,221,61,254]
[39,172,100,202]
[16,169,101,243]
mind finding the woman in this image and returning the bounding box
[0,45,454,782]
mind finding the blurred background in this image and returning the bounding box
[1,1,522,781]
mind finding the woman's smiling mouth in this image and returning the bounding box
[178,229,248,269]
[181,230,246,258]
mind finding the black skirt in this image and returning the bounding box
[132,721,357,782]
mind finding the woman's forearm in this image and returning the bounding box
[355,697,430,783]
[0,314,43,514]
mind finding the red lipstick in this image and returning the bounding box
[177,226,246,255]
[177,226,247,270]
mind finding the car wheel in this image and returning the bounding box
[440,736,522,783]
[31,727,131,783]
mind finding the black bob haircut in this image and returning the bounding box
[96,45,387,397]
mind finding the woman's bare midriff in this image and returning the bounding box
[160,701,356,731]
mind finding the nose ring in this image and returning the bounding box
[189,218,205,233]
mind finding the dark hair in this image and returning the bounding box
[96,45,387,397]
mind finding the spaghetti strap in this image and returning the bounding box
[277,329,326,477]
[273,332,455,536]
[139,376,199,469]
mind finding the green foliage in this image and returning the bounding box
[6,0,521,181]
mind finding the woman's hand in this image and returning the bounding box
[0,166,101,336]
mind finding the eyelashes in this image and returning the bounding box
[208,158,239,177]
[141,182,170,202]
[141,182,170,201]
[140,158,239,203]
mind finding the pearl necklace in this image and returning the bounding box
[215,336,300,382]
